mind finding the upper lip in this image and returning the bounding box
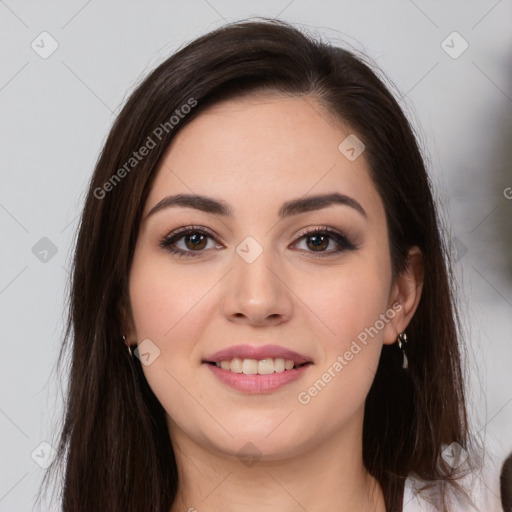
[203,344,313,365]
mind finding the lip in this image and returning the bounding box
[202,344,313,394]
[203,344,313,365]
[204,362,312,393]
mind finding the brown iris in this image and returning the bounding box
[306,233,329,251]
[185,233,208,251]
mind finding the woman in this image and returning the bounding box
[38,18,498,511]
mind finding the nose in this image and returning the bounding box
[221,243,293,327]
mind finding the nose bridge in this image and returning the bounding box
[221,234,293,323]
[236,236,277,292]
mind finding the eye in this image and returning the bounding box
[159,226,222,258]
[292,227,357,257]
[160,225,357,259]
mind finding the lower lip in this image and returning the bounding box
[204,363,312,393]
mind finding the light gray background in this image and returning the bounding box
[1,1,511,510]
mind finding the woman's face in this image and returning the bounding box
[127,93,409,460]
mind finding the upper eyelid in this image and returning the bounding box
[294,225,345,239]
[165,225,216,237]
[163,225,345,240]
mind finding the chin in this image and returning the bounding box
[202,426,312,463]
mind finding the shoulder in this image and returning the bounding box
[402,449,504,512]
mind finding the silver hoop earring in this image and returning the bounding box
[397,332,408,369]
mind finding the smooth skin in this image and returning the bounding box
[124,93,424,512]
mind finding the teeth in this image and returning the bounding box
[213,357,300,374]
[257,359,274,375]
[242,359,258,374]
[274,358,285,372]
[230,358,243,373]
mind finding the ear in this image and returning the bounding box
[382,246,424,345]
[117,294,137,346]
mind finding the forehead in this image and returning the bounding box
[144,94,382,220]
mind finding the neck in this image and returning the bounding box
[168,410,386,512]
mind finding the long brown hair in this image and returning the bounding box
[38,18,475,511]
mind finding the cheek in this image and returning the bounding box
[128,245,225,365]
[294,281,388,425]
[291,253,391,406]
[128,250,217,341]
[296,257,391,352]
[127,253,219,437]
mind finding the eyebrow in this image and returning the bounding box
[145,192,367,220]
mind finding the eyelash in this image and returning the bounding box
[159,225,358,259]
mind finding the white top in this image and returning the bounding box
[402,450,504,511]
